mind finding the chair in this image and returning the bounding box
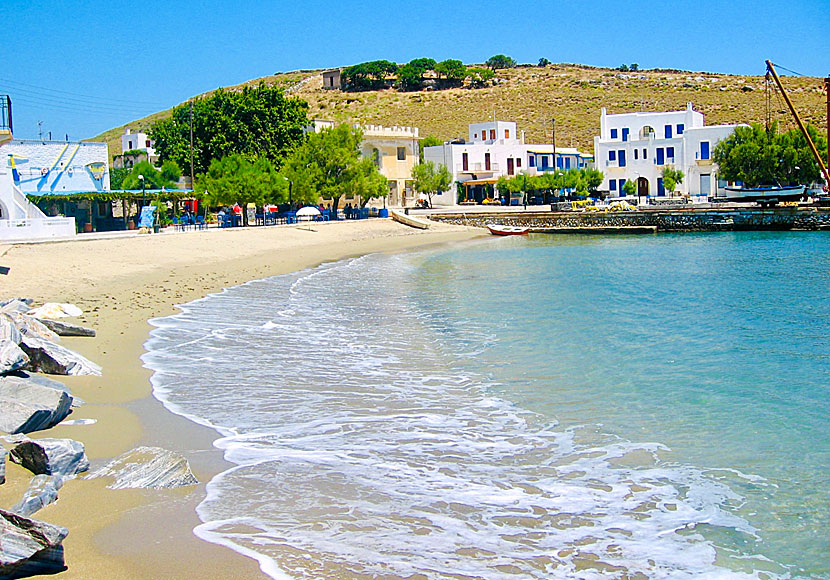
[196,215,207,230]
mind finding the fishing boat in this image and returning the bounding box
[487,223,530,236]
[723,185,805,205]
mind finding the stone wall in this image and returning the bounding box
[429,207,830,232]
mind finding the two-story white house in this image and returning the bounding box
[113,128,158,168]
[424,120,593,206]
[594,103,740,201]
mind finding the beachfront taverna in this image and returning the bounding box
[423,120,593,206]
[594,103,740,200]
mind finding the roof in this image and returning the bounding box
[462,178,499,186]
[27,188,193,197]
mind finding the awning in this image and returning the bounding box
[463,178,499,186]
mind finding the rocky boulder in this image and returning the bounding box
[0,340,29,375]
[1,448,6,485]
[7,313,60,343]
[10,438,89,478]
[0,376,74,434]
[18,335,101,376]
[0,508,67,578]
[12,475,64,517]
[86,446,198,489]
[0,313,22,344]
[0,298,33,315]
[34,318,96,338]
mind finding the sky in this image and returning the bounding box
[2,0,828,141]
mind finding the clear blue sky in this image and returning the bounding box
[2,0,828,141]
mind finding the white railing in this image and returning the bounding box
[0,217,76,241]
[456,162,500,173]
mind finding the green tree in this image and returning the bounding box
[661,166,685,194]
[538,58,551,67]
[109,167,130,190]
[150,83,308,176]
[412,161,451,208]
[434,59,467,87]
[622,179,637,198]
[199,154,284,225]
[121,160,180,190]
[396,58,437,91]
[342,60,398,90]
[282,124,387,214]
[486,54,517,70]
[419,135,443,161]
[713,122,827,188]
[466,67,495,88]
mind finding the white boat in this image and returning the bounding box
[723,185,805,205]
[486,223,530,236]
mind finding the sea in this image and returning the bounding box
[143,231,830,579]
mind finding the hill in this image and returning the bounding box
[92,63,827,159]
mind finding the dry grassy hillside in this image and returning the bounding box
[93,64,827,158]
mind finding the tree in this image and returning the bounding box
[396,58,436,91]
[661,166,685,195]
[342,60,398,90]
[434,59,467,87]
[538,58,551,67]
[466,67,495,88]
[121,160,180,190]
[412,161,451,208]
[419,135,443,161]
[199,154,284,225]
[486,54,517,70]
[622,179,637,198]
[282,124,387,215]
[713,122,827,188]
[150,83,309,175]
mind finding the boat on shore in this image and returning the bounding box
[487,223,530,236]
[722,185,805,206]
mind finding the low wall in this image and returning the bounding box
[429,207,830,233]
[0,217,76,241]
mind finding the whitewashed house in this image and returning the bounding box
[424,120,593,206]
[593,103,740,201]
[113,128,158,168]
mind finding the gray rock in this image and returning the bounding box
[1,448,6,485]
[34,318,96,338]
[0,376,73,434]
[8,314,60,342]
[10,438,89,477]
[11,475,64,517]
[0,299,33,315]
[86,446,198,489]
[0,508,67,577]
[18,335,101,376]
[0,340,29,375]
[0,314,22,344]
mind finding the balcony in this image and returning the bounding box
[457,162,500,173]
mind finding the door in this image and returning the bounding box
[618,150,626,167]
[637,177,649,197]
[485,153,491,171]
[657,177,665,196]
[656,148,664,165]
[507,158,514,175]
[700,174,711,196]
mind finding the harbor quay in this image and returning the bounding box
[425,206,830,233]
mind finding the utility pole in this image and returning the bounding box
[37,121,43,141]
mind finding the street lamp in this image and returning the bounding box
[279,175,292,207]
[138,174,145,207]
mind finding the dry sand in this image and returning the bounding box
[0,218,482,579]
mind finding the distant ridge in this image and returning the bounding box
[92,63,827,160]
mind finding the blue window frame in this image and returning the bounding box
[622,128,629,142]
[656,148,665,165]
[557,157,563,169]
[667,146,675,159]
[529,156,535,167]
[664,125,672,138]
[634,149,638,160]
[700,141,710,160]
[618,150,626,167]
[610,179,617,191]
[610,128,618,139]
[565,157,571,169]
[619,179,627,196]
[541,155,549,169]
[609,150,616,162]
[676,124,684,135]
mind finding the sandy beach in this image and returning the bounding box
[0,218,482,579]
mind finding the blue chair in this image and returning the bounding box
[196,215,207,230]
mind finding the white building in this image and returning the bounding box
[424,120,593,206]
[593,103,740,200]
[114,128,158,168]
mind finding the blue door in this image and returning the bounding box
[700,141,710,160]
[618,150,626,167]
[657,177,665,196]
[656,148,664,165]
[622,128,629,142]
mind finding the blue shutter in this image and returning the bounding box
[656,148,664,165]
[622,128,629,142]
[529,156,535,167]
[701,141,710,160]
[609,150,616,161]
[664,125,672,138]
[667,147,674,159]
[611,128,618,139]
[610,179,617,191]
[676,124,684,135]
[618,150,626,167]
[657,177,665,196]
[565,157,571,169]
[619,179,626,196]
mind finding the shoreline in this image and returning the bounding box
[0,219,482,579]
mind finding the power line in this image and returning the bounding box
[10,94,153,118]
[6,88,159,115]
[0,76,168,107]
[768,62,807,77]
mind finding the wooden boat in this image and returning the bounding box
[487,223,530,236]
[390,209,430,229]
[723,185,805,205]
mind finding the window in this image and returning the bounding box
[485,152,491,170]
[634,149,639,160]
[656,147,665,165]
[700,141,710,160]
[397,147,406,161]
[676,124,684,135]
[610,179,617,191]
[609,150,616,162]
[529,156,535,168]
[462,152,469,171]
[565,157,571,169]
[643,148,647,159]
[611,128,618,139]
[667,146,675,160]
[618,150,626,167]
[541,155,549,169]
[505,129,510,139]
[516,158,521,168]
[474,133,478,139]
[557,157,563,169]
[664,125,672,139]
[622,128,629,142]
[489,129,495,140]
[619,179,627,196]
[145,140,151,148]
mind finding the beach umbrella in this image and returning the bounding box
[296,206,321,221]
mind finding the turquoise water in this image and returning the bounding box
[144,231,830,579]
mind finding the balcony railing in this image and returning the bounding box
[457,162,500,173]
